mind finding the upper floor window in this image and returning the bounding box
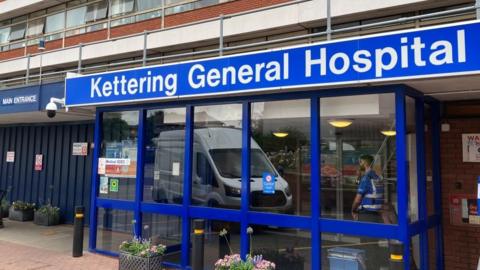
[0,27,9,44]
[85,0,108,22]
[27,18,45,37]
[67,6,87,28]
[9,23,26,41]
[45,12,65,33]
[110,0,135,17]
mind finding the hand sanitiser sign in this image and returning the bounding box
[66,20,480,107]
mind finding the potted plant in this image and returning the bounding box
[1,199,9,218]
[119,237,166,270]
[9,201,35,221]
[214,228,276,270]
[34,204,60,226]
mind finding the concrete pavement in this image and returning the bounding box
[0,219,117,270]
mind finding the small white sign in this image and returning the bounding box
[105,158,131,166]
[6,151,14,162]
[72,142,88,156]
[462,134,480,162]
[172,162,180,176]
[99,176,109,194]
[154,170,160,180]
[98,158,106,174]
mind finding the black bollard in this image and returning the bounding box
[0,205,3,229]
[191,219,205,270]
[72,206,84,257]
[389,240,404,270]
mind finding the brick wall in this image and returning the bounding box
[0,0,291,61]
[440,105,480,270]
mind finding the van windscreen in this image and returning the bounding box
[209,149,276,178]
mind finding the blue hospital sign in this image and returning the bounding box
[66,20,480,107]
[262,173,275,195]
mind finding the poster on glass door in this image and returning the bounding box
[462,134,480,162]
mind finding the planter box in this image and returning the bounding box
[1,205,8,218]
[9,208,34,221]
[119,252,163,270]
[34,211,60,226]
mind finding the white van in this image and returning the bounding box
[151,127,293,213]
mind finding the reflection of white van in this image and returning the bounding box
[152,127,293,213]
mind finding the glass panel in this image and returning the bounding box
[136,0,163,11]
[412,235,421,269]
[142,213,182,264]
[320,94,397,224]
[165,3,195,15]
[136,10,162,21]
[192,104,242,209]
[428,228,437,270]
[45,12,65,33]
[250,100,310,216]
[406,97,418,223]
[322,232,390,270]
[195,0,220,9]
[251,227,311,269]
[96,208,134,252]
[194,219,240,270]
[110,0,135,17]
[27,18,44,37]
[111,16,135,27]
[144,108,186,204]
[424,104,435,217]
[86,0,108,22]
[99,111,139,201]
[67,6,87,28]
[9,23,26,41]
[0,27,10,44]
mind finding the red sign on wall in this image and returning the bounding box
[35,154,43,171]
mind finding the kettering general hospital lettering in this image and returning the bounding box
[88,29,467,99]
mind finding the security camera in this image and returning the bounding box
[46,101,57,118]
[45,97,65,118]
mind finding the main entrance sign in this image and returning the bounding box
[66,20,480,107]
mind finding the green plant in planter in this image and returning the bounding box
[34,204,60,226]
[118,237,167,270]
[12,201,35,211]
[9,200,36,221]
[214,227,276,270]
[1,198,9,218]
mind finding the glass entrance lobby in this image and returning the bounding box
[89,85,443,270]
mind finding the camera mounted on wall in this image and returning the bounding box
[45,97,66,118]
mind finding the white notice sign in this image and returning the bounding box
[72,142,88,156]
[462,134,480,162]
[6,151,14,162]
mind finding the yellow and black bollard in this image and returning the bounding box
[72,206,84,257]
[389,240,404,270]
[192,219,205,270]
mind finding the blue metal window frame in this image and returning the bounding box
[87,84,444,270]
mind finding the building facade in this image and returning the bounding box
[0,0,478,269]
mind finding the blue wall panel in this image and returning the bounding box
[0,122,94,224]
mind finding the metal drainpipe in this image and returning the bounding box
[26,54,30,84]
[477,0,480,19]
[219,14,224,56]
[78,43,83,74]
[143,31,148,66]
[326,0,332,40]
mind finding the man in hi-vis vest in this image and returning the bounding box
[351,154,384,223]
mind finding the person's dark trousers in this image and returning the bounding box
[358,211,388,270]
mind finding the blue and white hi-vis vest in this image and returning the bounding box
[357,170,384,212]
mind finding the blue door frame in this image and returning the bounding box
[88,84,444,270]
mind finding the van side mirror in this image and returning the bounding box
[197,153,214,186]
